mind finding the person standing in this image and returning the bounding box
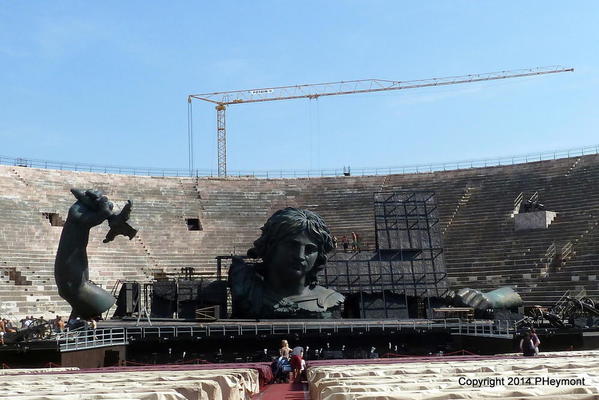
[3,319,15,333]
[272,340,293,383]
[531,328,541,355]
[87,318,98,340]
[279,339,291,359]
[57,316,65,333]
[0,319,5,346]
[291,346,304,383]
[341,236,349,252]
[520,331,536,357]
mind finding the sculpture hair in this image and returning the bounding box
[248,207,334,287]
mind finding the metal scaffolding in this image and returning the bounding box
[216,105,227,177]
[323,191,448,318]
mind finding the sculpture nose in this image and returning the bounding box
[292,245,306,261]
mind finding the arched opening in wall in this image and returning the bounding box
[186,218,202,231]
[42,212,64,227]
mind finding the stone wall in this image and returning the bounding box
[1,154,599,318]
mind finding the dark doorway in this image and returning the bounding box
[42,212,64,227]
[186,218,202,231]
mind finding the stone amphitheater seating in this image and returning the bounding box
[1,154,599,318]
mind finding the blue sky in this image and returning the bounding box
[1,2,597,174]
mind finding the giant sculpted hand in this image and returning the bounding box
[54,189,136,319]
[69,189,114,227]
[454,286,523,310]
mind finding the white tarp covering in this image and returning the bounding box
[0,367,79,375]
[308,351,599,400]
[0,367,259,400]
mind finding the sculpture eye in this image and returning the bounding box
[305,245,317,254]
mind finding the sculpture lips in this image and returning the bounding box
[289,262,305,271]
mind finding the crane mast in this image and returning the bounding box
[188,66,573,177]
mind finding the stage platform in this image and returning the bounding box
[2,318,596,368]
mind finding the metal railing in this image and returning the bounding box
[1,144,598,179]
[514,192,524,209]
[544,242,558,262]
[121,318,514,339]
[50,320,513,350]
[561,241,574,261]
[512,192,524,218]
[455,319,513,337]
[56,327,127,352]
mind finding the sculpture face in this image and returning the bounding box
[265,231,319,295]
[228,208,344,318]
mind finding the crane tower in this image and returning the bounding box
[188,66,573,177]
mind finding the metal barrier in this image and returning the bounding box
[2,144,598,179]
[51,320,513,351]
[56,328,127,352]
[122,319,515,340]
[455,319,513,338]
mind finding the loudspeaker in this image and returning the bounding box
[151,280,177,318]
[177,280,201,319]
[113,282,140,318]
[179,279,228,319]
[149,279,229,320]
[197,280,228,319]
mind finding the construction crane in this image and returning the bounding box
[188,66,573,177]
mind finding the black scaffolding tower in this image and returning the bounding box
[323,191,448,319]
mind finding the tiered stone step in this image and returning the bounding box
[1,154,599,318]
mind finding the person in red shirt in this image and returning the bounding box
[290,346,306,383]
